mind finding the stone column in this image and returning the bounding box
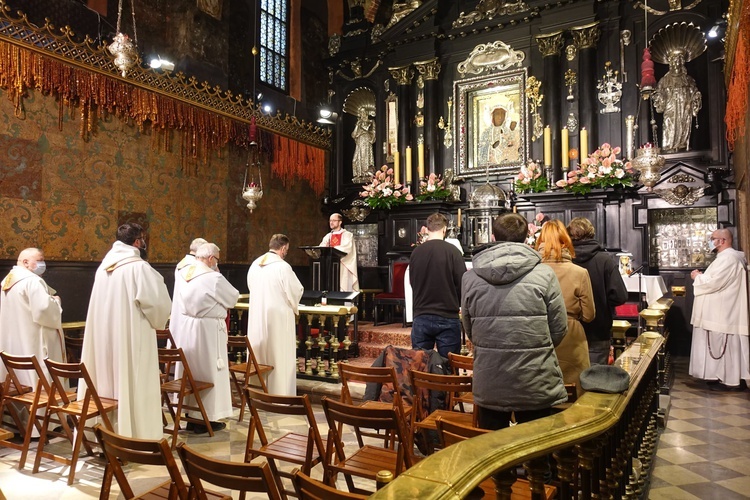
[571,22,601,154]
[414,58,441,176]
[389,64,414,184]
[535,31,564,182]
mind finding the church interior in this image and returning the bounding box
[1,0,750,498]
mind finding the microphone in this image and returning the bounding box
[631,264,645,275]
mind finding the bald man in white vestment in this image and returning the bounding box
[247,234,304,396]
[169,238,208,350]
[0,248,64,435]
[79,223,171,439]
[319,213,359,292]
[176,243,239,431]
[689,228,749,390]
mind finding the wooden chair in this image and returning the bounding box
[156,329,178,348]
[338,362,412,448]
[0,352,72,470]
[291,468,368,500]
[321,396,413,495]
[64,335,84,365]
[177,442,282,500]
[435,418,557,500]
[158,347,215,447]
[447,352,474,413]
[227,335,273,422]
[244,387,326,498]
[33,359,118,485]
[408,369,475,455]
[94,424,226,500]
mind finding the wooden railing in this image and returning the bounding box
[372,332,665,500]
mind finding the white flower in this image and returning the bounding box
[427,184,436,192]
[615,168,625,178]
[382,187,393,197]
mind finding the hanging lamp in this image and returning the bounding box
[108,0,139,77]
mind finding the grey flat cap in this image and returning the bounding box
[580,365,630,394]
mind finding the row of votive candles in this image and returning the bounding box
[392,144,425,185]
[543,125,589,169]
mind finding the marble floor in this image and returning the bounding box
[2,356,749,499]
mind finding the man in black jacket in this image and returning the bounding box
[568,217,629,365]
[410,212,467,357]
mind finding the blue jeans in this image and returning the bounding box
[411,314,461,358]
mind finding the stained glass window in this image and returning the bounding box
[259,0,288,92]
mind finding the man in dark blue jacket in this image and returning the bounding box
[568,217,628,365]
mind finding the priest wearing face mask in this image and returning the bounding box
[79,223,171,439]
[174,243,239,433]
[0,248,64,394]
[689,228,749,390]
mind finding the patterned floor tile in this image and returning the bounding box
[647,485,704,499]
[657,431,706,448]
[655,447,708,465]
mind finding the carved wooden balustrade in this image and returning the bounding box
[371,332,666,500]
[231,303,357,382]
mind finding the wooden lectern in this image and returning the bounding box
[299,246,346,292]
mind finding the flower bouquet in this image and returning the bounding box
[412,226,429,247]
[360,165,414,209]
[556,143,635,195]
[515,160,548,193]
[416,173,452,202]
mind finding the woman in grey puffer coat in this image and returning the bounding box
[461,213,568,429]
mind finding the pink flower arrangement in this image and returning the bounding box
[360,165,414,209]
[556,143,635,195]
[417,173,452,201]
[515,160,548,193]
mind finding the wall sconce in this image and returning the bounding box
[317,107,338,125]
[149,56,175,72]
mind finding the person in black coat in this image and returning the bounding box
[567,217,629,365]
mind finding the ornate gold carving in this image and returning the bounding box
[389,64,414,86]
[571,22,601,50]
[0,2,331,150]
[457,40,526,75]
[634,0,703,15]
[336,58,383,81]
[670,173,696,183]
[535,31,565,57]
[414,58,441,81]
[653,184,706,205]
[453,0,530,29]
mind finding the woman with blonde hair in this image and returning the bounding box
[536,219,596,396]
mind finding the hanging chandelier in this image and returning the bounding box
[108,0,139,77]
[242,117,264,213]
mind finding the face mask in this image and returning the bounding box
[139,246,148,260]
[32,261,46,276]
[211,263,219,271]
[708,239,716,252]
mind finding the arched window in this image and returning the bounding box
[259,0,289,92]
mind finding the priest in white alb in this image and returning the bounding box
[0,248,65,435]
[319,213,359,292]
[171,237,207,350]
[79,223,171,439]
[689,228,749,390]
[176,242,239,432]
[247,234,304,396]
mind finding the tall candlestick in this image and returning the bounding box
[405,146,412,183]
[417,142,425,179]
[393,151,400,185]
[457,208,462,227]
[580,127,588,161]
[561,127,569,170]
[543,126,551,166]
[625,115,635,160]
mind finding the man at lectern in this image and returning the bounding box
[319,213,359,292]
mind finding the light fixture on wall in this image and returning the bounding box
[149,56,174,72]
[108,0,139,77]
[317,89,338,125]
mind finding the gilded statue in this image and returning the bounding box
[652,51,701,152]
[352,108,376,183]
